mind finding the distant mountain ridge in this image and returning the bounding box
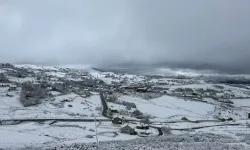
[95,61,250,75]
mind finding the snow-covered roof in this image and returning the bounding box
[121,123,133,129]
[112,115,124,119]
[9,84,17,88]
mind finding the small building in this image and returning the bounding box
[214,85,224,89]
[81,94,87,98]
[109,108,119,114]
[46,87,53,91]
[120,123,137,135]
[136,87,148,93]
[8,84,17,91]
[138,132,151,137]
[174,88,183,92]
[136,124,149,130]
[112,116,123,124]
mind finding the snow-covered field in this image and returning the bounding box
[41,133,250,150]
[120,95,215,121]
[232,99,250,108]
[0,121,141,149]
[1,64,250,149]
[0,92,103,120]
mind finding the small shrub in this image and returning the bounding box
[106,94,118,102]
[181,117,189,121]
[119,109,129,115]
[0,73,9,83]
[89,129,95,132]
[219,118,226,122]
[132,110,143,117]
[122,101,136,109]
[161,126,172,135]
[126,105,132,110]
[86,135,94,138]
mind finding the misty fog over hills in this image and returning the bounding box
[95,62,250,75]
[1,0,250,74]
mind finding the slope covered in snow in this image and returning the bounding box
[1,63,250,149]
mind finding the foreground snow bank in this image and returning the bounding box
[0,130,52,149]
[22,133,248,150]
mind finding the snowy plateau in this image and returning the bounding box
[0,63,250,150]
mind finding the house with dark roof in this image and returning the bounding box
[120,123,137,135]
[112,115,123,124]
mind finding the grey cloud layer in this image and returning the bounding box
[1,0,250,73]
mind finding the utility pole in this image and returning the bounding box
[94,114,99,149]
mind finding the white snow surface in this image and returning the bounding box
[232,99,250,107]
[1,64,250,149]
[0,130,52,149]
[120,95,215,121]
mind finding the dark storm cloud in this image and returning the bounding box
[1,0,250,73]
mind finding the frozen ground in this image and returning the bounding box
[1,64,250,149]
[26,133,250,150]
[232,99,250,108]
[120,95,215,121]
[0,121,139,149]
[0,92,103,120]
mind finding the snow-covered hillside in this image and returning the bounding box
[0,63,250,149]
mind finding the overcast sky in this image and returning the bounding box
[1,0,250,73]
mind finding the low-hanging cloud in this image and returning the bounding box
[1,0,250,73]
